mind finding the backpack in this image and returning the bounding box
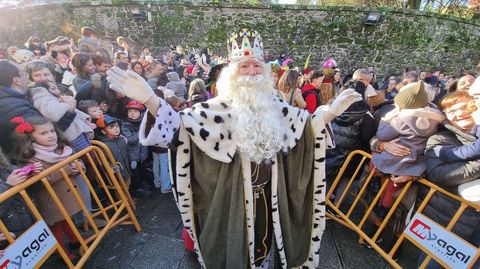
[302,89,321,110]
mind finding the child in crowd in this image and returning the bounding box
[78,99,103,138]
[95,115,132,188]
[11,115,84,260]
[150,145,171,193]
[78,99,104,121]
[121,101,152,198]
[370,81,445,223]
[26,61,95,223]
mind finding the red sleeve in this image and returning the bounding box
[305,94,317,114]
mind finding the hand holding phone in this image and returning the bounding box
[20,164,35,176]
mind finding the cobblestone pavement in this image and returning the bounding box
[44,189,419,268]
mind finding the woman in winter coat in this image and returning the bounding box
[425,93,480,237]
[419,91,480,267]
[187,78,209,107]
[25,61,93,152]
[277,70,306,109]
[71,52,97,93]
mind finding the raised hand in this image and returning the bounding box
[106,66,155,103]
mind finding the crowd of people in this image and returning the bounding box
[0,25,479,267]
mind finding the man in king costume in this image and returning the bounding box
[106,29,362,268]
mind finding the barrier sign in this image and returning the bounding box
[0,220,57,269]
[405,213,477,269]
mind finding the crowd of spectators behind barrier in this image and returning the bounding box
[0,26,479,267]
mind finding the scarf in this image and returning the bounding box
[80,36,100,47]
[33,143,73,163]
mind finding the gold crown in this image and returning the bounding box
[228,29,264,62]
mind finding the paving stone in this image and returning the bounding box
[178,251,202,269]
[329,221,390,269]
[43,191,409,269]
[318,225,343,269]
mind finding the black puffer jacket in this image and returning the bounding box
[422,123,480,242]
[96,134,132,180]
[121,118,149,163]
[0,167,35,238]
[326,101,376,179]
[0,86,42,155]
[75,73,109,104]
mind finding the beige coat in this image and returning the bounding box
[30,159,83,225]
[28,86,92,142]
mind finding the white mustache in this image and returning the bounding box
[236,75,264,87]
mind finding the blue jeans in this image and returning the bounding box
[152,152,171,191]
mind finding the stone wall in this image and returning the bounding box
[0,1,479,76]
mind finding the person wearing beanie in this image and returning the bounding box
[95,115,132,188]
[393,80,429,109]
[121,101,152,198]
[368,81,445,234]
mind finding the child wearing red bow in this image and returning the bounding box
[11,115,84,260]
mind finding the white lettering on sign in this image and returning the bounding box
[405,213,478,269]
[0,220,57,269]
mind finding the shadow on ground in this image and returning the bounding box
[44,189,419,268]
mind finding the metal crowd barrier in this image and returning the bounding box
[0,142,141,268]
[326,150,480,269]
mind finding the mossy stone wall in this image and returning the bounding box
[0,2,478,75]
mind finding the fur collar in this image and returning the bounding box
[178,96,310,163]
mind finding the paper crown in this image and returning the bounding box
[228,29,264,62]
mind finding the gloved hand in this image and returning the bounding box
[365,84,378,98]
[328,88,363,116]
[107,66,155,103]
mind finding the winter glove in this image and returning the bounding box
[106,66,155,103]
[130,161,138,170]
[328,88,363,116]
[365,84,377,98]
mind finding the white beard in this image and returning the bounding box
[217,64,288,163]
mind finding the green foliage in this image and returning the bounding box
[270,3,285,11]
